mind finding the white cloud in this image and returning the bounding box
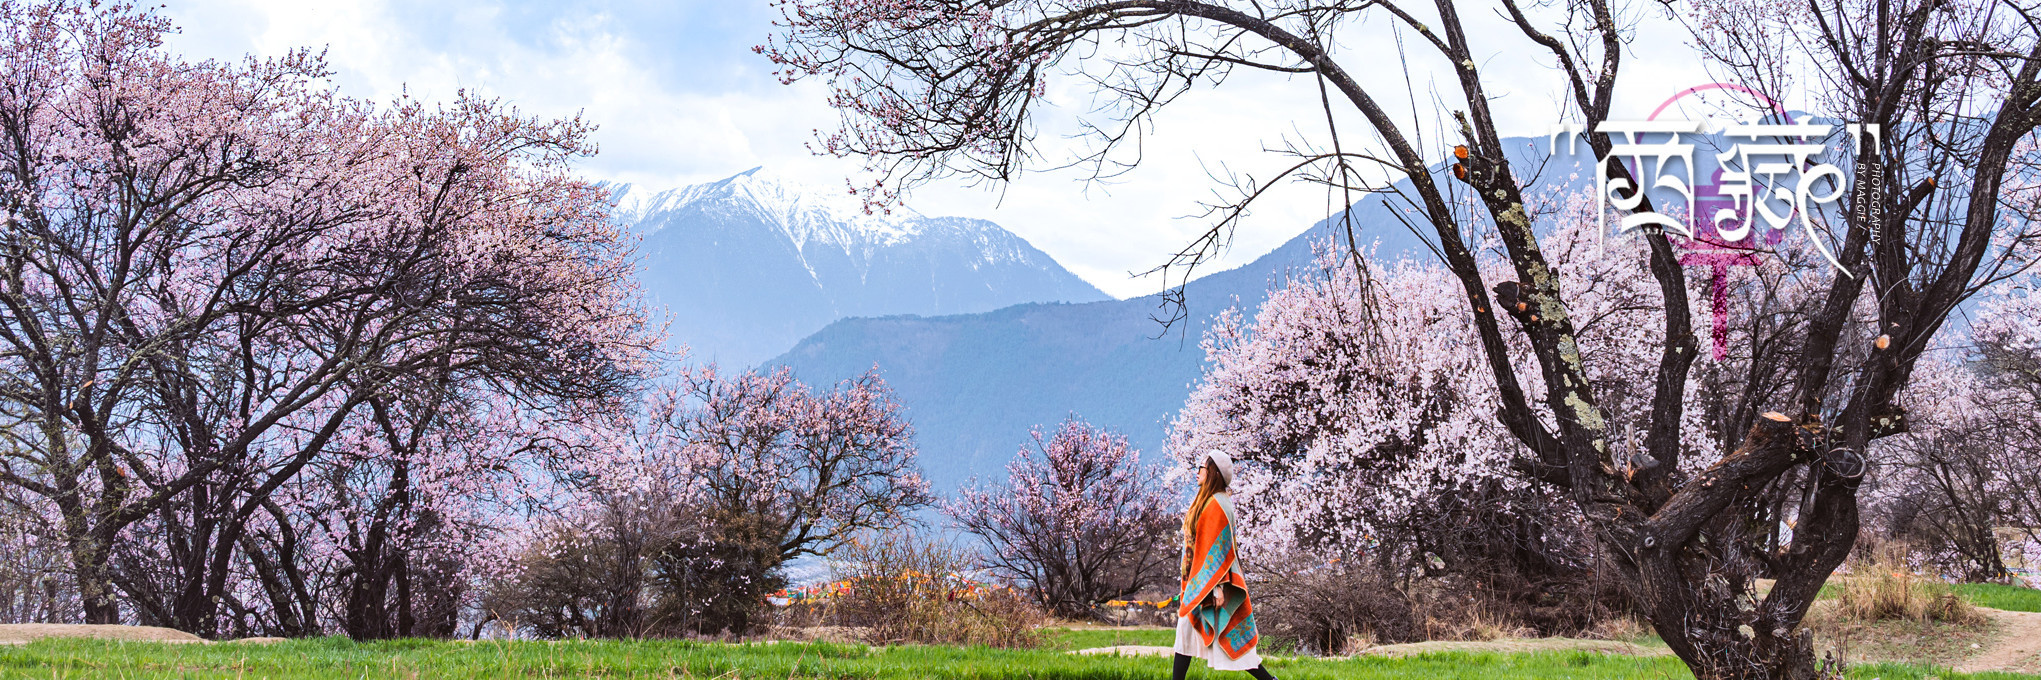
[159,1,1718,299]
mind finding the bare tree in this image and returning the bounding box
[0,486,70,623]
[768,1,2041,677]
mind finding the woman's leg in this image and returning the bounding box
[1245,666,1279,680]
[1172,653,1193,680]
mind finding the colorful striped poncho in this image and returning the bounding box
[1177,492,1258,660]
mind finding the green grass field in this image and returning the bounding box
[1,637,2036,680]
[1045,627,1176,651]
[1955,583,2041,613]
[12,582,2041,680]
[1815,580,2041,613]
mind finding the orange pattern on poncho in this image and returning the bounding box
[1178,496,1258,659]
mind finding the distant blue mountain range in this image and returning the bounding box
[657,129,1822,493]
[759,136,1629,492]
[613,167,1111,367]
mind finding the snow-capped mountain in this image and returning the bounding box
[766,136,1584,491]
[618,168,1111,366]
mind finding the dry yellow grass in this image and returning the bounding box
[1836,567,1985,625]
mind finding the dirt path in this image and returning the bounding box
[1958,608,2041,674]
[1069,637,1669,659]
[1351,638,1669,658]
[0,624,205,645]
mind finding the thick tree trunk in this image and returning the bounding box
[1616,414,1860,680]
[344,454,413,641]
[1637,555,1832,680]
[395,553,414,638]
[344,523,396,640]
[167,489,243,638]
[68,534,118,625]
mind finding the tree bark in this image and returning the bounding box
[66,530,118,624]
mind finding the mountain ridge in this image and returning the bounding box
[766,135,1590,490]
[614,167,1112,366]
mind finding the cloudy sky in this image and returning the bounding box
[161,1,1763,298]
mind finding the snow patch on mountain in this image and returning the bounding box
[612,168,1112,367]
[616,167,924,246]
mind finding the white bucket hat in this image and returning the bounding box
[1203,450,1234,489]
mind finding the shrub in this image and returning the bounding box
[1835,547,1984,625]
[487,514,655,639]
[829,531,1047,648]
[1252,560,1420,655]
[486,505,794,639]
[647,509,788,636]
[1251,550,1632,656]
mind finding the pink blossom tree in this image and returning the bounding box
[665,365,931,565]
[1872,352,2023,580]
[0,1,654,634]
[307,391,563,640]
[489,366,931,637]
[1976,286,2041,391]
[769,1,2041,676]
[1173,193,1723,626]
[947,417,1176,619]
[1869,282,2041,581]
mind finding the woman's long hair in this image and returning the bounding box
[1182,457,1226,544]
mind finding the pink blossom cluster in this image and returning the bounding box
[0,1,656,635]
[1170,191,1726,563]
[516,364,930,564]
[947,416,1177,617]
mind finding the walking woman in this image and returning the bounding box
[1172,451,1278,680]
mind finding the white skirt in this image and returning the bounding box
[1173,614,1262,671]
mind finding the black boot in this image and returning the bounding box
[1246,666,1279,680]
[1172,653,1192,680]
